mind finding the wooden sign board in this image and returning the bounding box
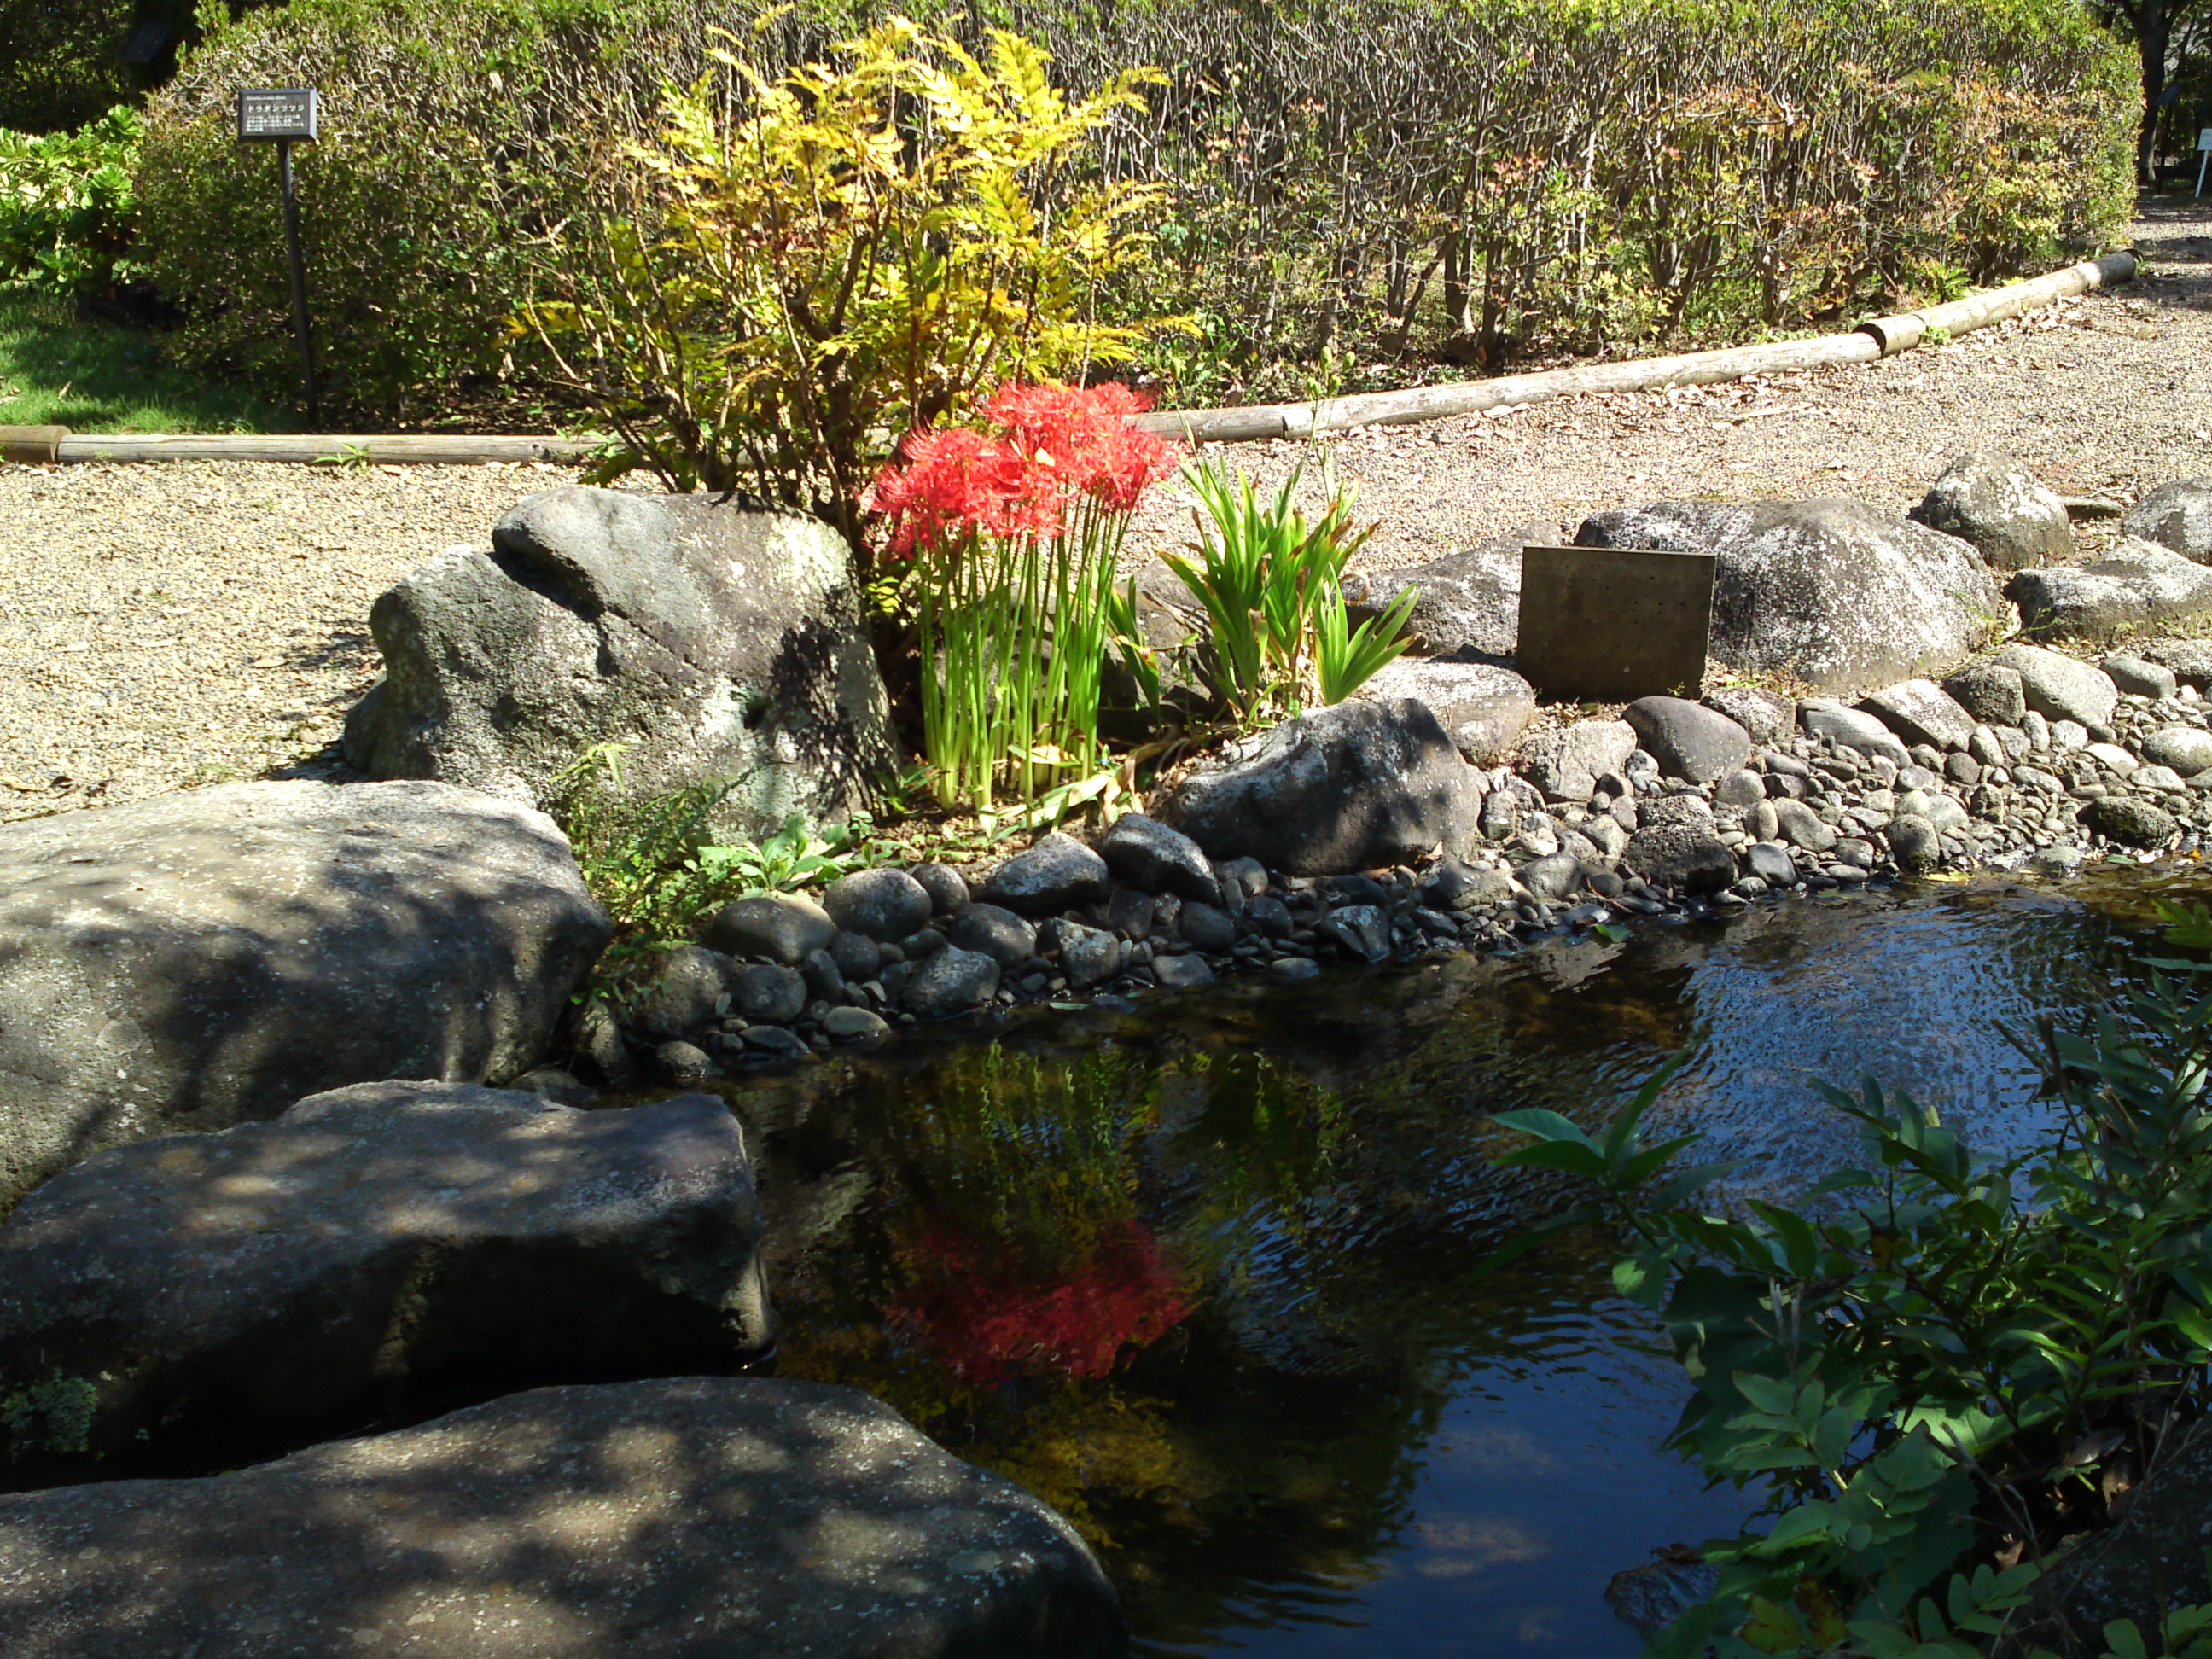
[236,88,318,143]
[1515,544,1716,702]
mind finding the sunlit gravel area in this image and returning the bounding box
[2,202,2207,821]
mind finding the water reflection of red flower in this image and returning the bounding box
[890,1221,1193,1382]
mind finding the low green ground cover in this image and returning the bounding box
[0,291,280,431]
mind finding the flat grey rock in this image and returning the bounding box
[1912,451,2071,570]
[1994,644,2119,728]
[1623,696,1750,784]
[2006,538,2212,640]
[1703,685,1790,745]
[1342,520,1557,658]
[2082,795,2177,848]
[820,867,934,943]
[345,486,893,842]
[1575,498,2002,692]
[1888,813,1941,871]
[1041,919,1122,989]
[1520,719,1639,803]
[1099,813,1220,904]
[977,833,1111,917]
[2130,637,2212,689]
[1621,825,1736,894]
[0,781,608,1216]
[1857,679,1976,752]
[2145,726,2212,775]
[633,944,740,1039]
[1798,699,1911,767]
[1771,798,1838,853]
[902,946,1000,1017]
[1318,905,1393,961]
[1355,658,1536,764]
[1159,700,1483,875]
[0,1377,1125,1659]
[1944,662,2028,726]
[2123,475,2212,562]
[704,893,836,964]
[0,1085,769,1483]
[946,903,1038,969]
[2100,655,2179,699]
[1151,952,1219,987]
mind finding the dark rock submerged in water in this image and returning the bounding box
[0,1378,1128,1659]
[1574,498,2001,691]
[0,780,609,1216]
[0,1083,771,1483]
[1159,699,1483,874]
[343,484,894,843]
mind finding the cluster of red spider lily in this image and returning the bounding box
[868,381,1183,560]
[889,1220,1193,1382]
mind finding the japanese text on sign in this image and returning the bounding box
[236,88,318,143]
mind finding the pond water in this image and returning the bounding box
[711,865,2209,1657]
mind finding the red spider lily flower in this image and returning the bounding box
[870,381,1182,559]
[888,1220,1194,1382]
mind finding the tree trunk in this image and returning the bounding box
[2136,3,2173,184]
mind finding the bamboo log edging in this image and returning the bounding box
[1127,251,2138,444]
[44,432,606,465]
[0,250,2134,467]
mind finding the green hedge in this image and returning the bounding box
[131,0,2137,422]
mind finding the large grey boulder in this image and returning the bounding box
[2006,538,2212,641]
[0,1377,1126,1659]
[343,486,894,842]
[1342,520,1557,659]
[1574,498,2003,692]
[0,782,608,1216]
[1354,658,1537,764]
[1912,451,2072,570]
[1993,644,2119,728]
[2122,475,2212,562]
[1156,699,1483,874]
[1623,696,1750,784]
[0,1083,770,1482]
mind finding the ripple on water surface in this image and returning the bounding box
[712,867,2203,1658]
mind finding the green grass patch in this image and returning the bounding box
[0,292,284,432]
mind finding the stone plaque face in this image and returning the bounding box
[237,88,318,143]
[1515,544,1715,702]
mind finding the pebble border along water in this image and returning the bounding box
[592,631,2212,1088]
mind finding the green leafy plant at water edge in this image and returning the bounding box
[1487,924,2212,1658]
[1165,453,1410,727]
[546,742,881,1003]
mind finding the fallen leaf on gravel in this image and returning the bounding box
[249,657,283,668]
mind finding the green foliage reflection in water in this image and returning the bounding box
[1490,903,2212,1658]
[772,1044,1347,1544]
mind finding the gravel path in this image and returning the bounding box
[3,202,2207,823]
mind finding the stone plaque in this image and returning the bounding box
[1516,544,1715,702]
[236,88,318,143]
